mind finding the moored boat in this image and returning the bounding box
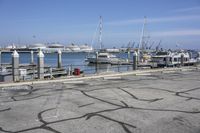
[151,50,191,67]
[86,52,128,64]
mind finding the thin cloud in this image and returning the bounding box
[152,29,200,37]
[106,18,143,26]
[106,15,200,26]
[172,6,200,13]
[104,29,200,38]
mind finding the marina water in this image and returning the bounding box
[1,52,132,74]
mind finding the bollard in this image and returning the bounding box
[30,50,34,64]
[133,52,138,70]
[181,54,184,66]
[37,49,44,79]
[12,50,19,82]
[57,50,62,68]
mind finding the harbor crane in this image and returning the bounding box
[156,40,162,51]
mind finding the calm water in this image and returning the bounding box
[1,52,132,74]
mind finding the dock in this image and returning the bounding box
[0,66,200,133]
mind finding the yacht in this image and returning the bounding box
[66,44,81,52]
[86,52,127,64]
[44,43,65,53]
[29,43,47,50]
[151,51,190,67]
[79,44,93,52]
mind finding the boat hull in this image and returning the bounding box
[86,57,128,64]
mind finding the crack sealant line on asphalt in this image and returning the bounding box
[0,67,194,87]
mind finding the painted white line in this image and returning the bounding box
[103,76,122,80]
[63,81,84,84]
[135,73,151,76]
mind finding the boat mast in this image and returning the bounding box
[139,16,147,51]
[99,16,103,50]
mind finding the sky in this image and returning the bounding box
[0,0,200,49]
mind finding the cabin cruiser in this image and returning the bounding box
[86,52,127,64]
[151,51,190,67]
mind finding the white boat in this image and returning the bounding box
[79,44,93,52]
[151,51,190,67]
[105,48,120,53]
[29,43,47,50]
[86,52,127,64]
[63,47,72,52]
[44,43,65,53]
[66,44,81,52]
[85,16,127,64]
[5,43,16,49]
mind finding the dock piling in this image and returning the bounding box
[128,50,130,63]
[165,57,169,67]
[57,50,62,68]
[0,50,1,67]
[12,50,19,82]
[30,50,34,64]
[37,49,44,79]
[181,54,184,66]
[67,66,71,76]
[133,52,138,70]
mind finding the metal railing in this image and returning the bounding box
[0,63,137,82]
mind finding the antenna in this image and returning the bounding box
[99,16,103,49]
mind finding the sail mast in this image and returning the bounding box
[99,16,103,49]
[139,16,147,50]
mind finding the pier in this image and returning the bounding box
[0,49,199,83]
[0,66,200,133]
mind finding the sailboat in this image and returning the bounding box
[85,16,127,64]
